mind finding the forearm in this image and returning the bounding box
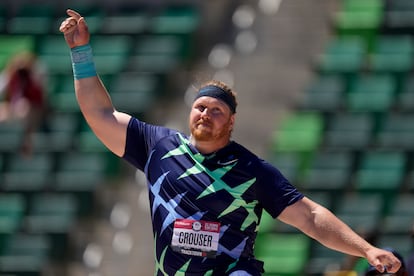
[304,204,373,258]
[70,44,130,156]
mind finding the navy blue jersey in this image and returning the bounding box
[123,117,304,275]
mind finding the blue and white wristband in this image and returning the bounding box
[70,44,97,80]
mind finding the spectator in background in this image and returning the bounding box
[0,51,48,156]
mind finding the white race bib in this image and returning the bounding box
[171,219,220,258]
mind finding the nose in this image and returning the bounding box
[200,108,210,118]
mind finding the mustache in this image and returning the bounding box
[196,118,212,126]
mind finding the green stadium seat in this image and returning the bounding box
[255,233,310,275]
[0,120,25,153]
[0,35,35,69]
[334,10,383,52]
[25,193,79,260]
[1,153,53,192]
[381,214,413,236]
[49,74,79,112]
[0,194,26,254]
[100,13,149,34]
[269,152,302,183]
[336,193,383,233]
[7,4,55,34]
[323,113,374,150]
[315,36,366,86]
[32,112,79,152]
[109,72,158,115]
[259,211,277,234]
[347,73,396,112]
[375,114,414,150]
[0,233,51,275]
[342,0,383,13]
[383,11,414,35]
[301,150,353,194]
[305,241,346,276]
[54,152,106,214]
[354,151,406,195]
[272,112,324,153]
[386,0,414,11]
[149,5,200,60]
[298,75,345,113]
[150,5,200,35]
[90,35,133,74]
[369,36,414,91]
[397,76,414,112]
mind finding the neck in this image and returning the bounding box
[190,136,231,155]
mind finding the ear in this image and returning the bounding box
[229,114,235,131]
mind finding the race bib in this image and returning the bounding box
[171,219,220,258]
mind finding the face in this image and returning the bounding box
[189,96,235,143]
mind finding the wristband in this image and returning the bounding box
[70,44,97,80]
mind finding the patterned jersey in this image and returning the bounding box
[123,118,304,275]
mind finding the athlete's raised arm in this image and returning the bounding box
[59,9,131,157]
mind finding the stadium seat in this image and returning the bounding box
[272,112,324,153]
[0,120,25,153]
[31,112,79,152]
[353,150,406,197]
[36,35,72,72]
[269,152,302,184]
[323,113,374,150]
[336,193,383,233]
[0,194,26,254]
[0,233,51,275]
[25,193,79,260]
[341,0,383,13]
[108,71,159,116]
[54,152,107,214]
[346,73,396,113]
[100,12,149,34]
[7,4,55,34]
[315,36,366,87]
[397,76,414,112]
[90,35,133,75]
[383,10,414,35]
[0,35,34,69]
[301,150,353,195]
[305,240,346,276]
[375,114,414,150]
[1,153,53,192]
[369,36,414,92]
[334,9,382,52]
[255,233,310,275]
[299,75,345,113]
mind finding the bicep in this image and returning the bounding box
[88,110,131,157]
[277,197,320,234]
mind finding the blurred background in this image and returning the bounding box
[0,0,414,275]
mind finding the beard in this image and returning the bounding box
[190,119,232,142]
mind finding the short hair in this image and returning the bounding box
[198,80,238,113]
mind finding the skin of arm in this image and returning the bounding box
[278,197,401,273]
[60,9,131,157]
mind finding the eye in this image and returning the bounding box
[195,104,206,112]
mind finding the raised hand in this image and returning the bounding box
[59,9,90,48]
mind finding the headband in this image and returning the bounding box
[194,85,237,113]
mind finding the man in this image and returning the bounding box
[59,9,401,276]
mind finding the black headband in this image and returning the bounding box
[194,85,237,113]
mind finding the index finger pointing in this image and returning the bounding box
[66,9,82,20]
